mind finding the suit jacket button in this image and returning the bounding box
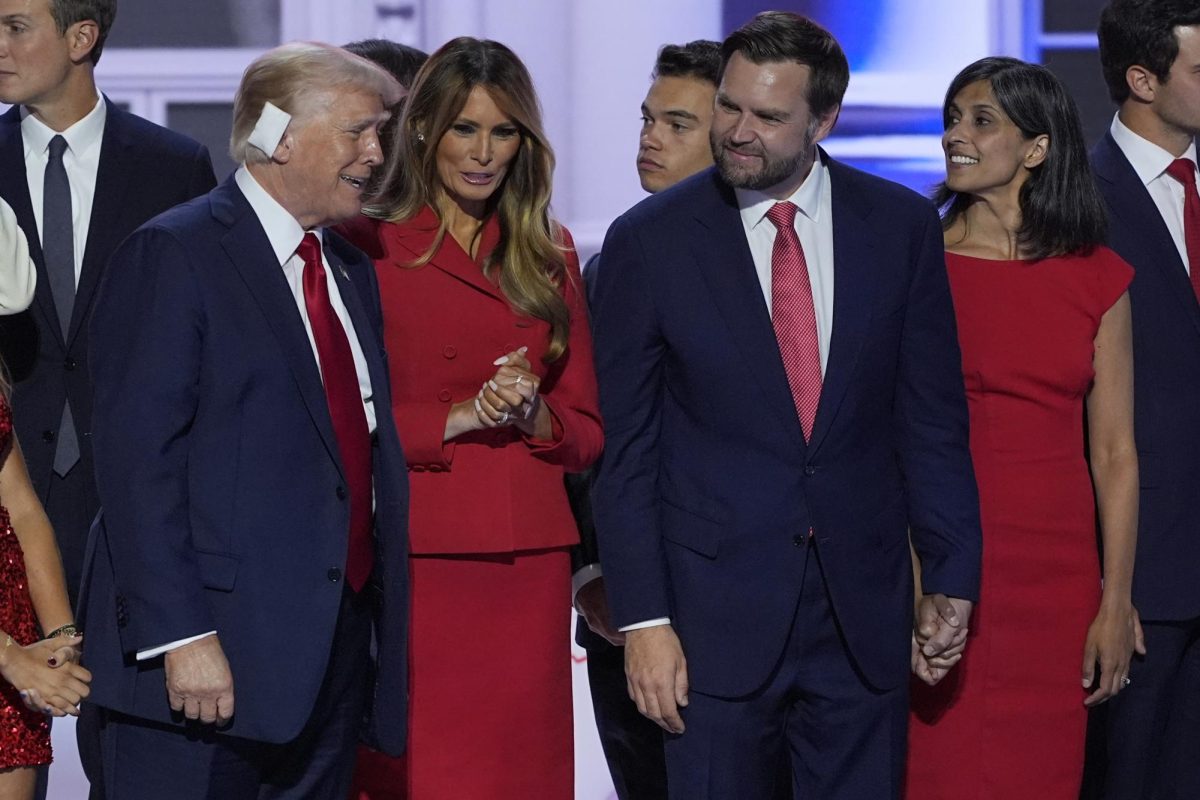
[793,534,805,547]
[804,466,816,476]
[437,389,452,402]
[41,430,55,443]
[64,358,77,371]
[335,485,347,500]
[327,568,342,583]
[442,346,457,359]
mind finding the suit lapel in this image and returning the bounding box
[388,205,506,302]
[0,106,60,348]
[325,242,389,413]
[689,173,806,450]
[1094,133,1200,339]
[212,179,345,480]
[806,157,878,455]
[71,98,133,347]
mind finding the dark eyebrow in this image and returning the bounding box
[664,109,700,123]
[0,13,33,22]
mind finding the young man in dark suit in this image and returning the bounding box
[571,39,720,800]
[0,0,216,611]
[591,13,981,799]
[1089,2,1200,797]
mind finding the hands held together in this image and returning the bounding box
[911,594,973,686]
[446,347,548,441]
[0,632,91,717]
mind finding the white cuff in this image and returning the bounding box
[571,563,604,608]
[618,617,671,633]
[136,631,217,661]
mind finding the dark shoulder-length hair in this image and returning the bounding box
[935,56,1107,260]
[368,37,570,362]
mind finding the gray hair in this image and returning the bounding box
[230,42,402,165]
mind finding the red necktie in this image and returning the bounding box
[766,202,822,441]
[1166,158,1200,303]
[297,233,374,591]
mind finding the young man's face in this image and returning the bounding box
[637,74,716,193]
[1150,25,1200,139]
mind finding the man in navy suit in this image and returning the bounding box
[0,0,216,611]
[1088,3,1200,797]
[590,13,982,799]
[77,43,409,799]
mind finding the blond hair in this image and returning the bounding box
[231,42,402,165]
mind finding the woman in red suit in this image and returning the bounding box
[906,58,1143,798]
[341,38,603,800]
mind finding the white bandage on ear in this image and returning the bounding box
[247,101,292,158]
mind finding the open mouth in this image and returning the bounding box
[340,174,366,189]
[948,155,979,165]
[462,172,495,185]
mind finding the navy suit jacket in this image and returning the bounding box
[590,158,982,696]
[1092,133,1200,621]
[76,176,411,754]
[0,99,216,527]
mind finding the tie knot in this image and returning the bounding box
[297,232,322,267]
[766,201,798,230]
[1167,158,1197,187]
[48,135,68,161]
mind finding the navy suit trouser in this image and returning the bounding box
[664,541,907,800]
[1096,615,1200,800]
[99,585,372,800]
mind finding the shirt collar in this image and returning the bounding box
[1110,112,1198,186]
[235,165,321,266]
[735,149,827,231]
[21,92,106,161]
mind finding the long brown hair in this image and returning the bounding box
[367,37,571,362]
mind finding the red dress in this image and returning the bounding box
[339,210,603,799]
[906,247,1133,798]
[0,395,52,769]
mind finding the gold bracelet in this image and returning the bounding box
[45,624,78,639]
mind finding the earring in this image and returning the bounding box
[416,132,426,143]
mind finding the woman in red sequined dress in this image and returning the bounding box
[0,199,92,799]
[906,58,1143,799]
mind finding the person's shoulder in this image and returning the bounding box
[616,167,725,229]
[106,104,209,161]
[826,156,934,215]
[326,222,375,268]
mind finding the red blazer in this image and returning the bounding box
[339,207,603,555]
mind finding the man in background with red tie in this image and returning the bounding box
[76,43,410,799]
[1088,3,1200,798]
[589,12,981,800]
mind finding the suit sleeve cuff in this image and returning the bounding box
[136,631,217,661]
[570,563,603,608]
[618,617,671,633]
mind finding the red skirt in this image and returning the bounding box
[349,548,573,799]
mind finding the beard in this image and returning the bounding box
[710,123,818,191]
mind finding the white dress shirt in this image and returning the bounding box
[0,197,35,313]
[1110,112,1198,274]
[619,154,837,633]
[22,93,105,285]
[137,166,376,660]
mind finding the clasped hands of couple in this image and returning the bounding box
[0,632,90,718]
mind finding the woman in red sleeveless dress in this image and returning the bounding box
[906,58,1144,799]
[0,200,92,800]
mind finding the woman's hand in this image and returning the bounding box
[475,348,546,433]
[0,634,92,716]
[1082,599,1145,707]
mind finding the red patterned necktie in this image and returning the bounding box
[1166,158,1200,303]
[297,233,374,591]
[766,201,822,441]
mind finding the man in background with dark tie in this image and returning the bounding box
[0,0,216,609]
[1088,2,1200,797]
[0,2,214,797]
[590,12,981,798]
